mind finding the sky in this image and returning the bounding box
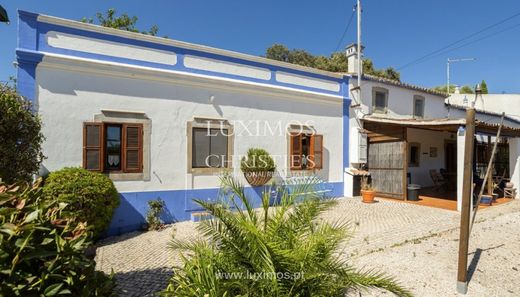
[1,0,520,93]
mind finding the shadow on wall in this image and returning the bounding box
[103,180,344,237]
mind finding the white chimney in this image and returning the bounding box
[454,85,460,94]
[346,43,364,74]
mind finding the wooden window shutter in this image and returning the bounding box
[83,122,103,172]
[123,124,143,173]
[290,133,302,170]
[310,134,323,169]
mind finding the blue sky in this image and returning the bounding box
[1,0,520,93]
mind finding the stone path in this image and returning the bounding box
[95,197,520,296]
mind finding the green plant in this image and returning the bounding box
[361,175,373,191]
[42,167,120,238]
[0,84,45,184]
[163,175,411,297]
[146,198,166,230]
[240,148,276,173]
[0,180,117,296]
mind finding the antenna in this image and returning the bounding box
[446,58,476,94]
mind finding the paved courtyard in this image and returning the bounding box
[95,197,520,296]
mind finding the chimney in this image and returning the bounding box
[346,43,364,74]
[454,85,460,94]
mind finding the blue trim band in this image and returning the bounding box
[19,10,347,98]
[106,182,344,236]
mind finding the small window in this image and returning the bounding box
[413,95,425,118]
[192,128,229,168]
[409,143,421,167]
[372,88,388,113]
[188,119,233,172]
[290,133,323,170]
[83,122,143,173]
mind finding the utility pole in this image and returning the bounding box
[456,84,479,294]
[357,0,362,90]
[446,58,476,94]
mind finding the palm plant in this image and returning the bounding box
[163,175,412,297]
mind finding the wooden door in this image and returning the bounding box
[368,141,407,200]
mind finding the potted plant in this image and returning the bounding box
[241,148,276,186]
[360,175,376,203]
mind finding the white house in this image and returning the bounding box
[16,11,351,235]
[343,44,520,210]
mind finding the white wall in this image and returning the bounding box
[407,128,455,187]
[509,138,520,198]
[36,62,344,193]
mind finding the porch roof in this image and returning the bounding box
[361,116,520,137]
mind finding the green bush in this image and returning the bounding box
[146,198,166,231]
[0,180,117,296]
[240,148,276,173]
[43,167,120,238]
[0,84,45,184]
[164,175,411,297]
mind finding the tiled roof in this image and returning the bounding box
[349,73,448,97]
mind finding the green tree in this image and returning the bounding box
[432,84,474,94]
[165,175,412,296]
[460,85,474,94]
[82,8,161,36]
[265,44,401,81]
[480,80,489,94]
[0,84,44,183]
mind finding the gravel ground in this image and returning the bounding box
[354,202,520,296]
[95,198,520,296]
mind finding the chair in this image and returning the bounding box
[504,182,517,199]
[430,169,448,192]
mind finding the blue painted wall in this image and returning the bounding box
[106,182,344,236]
[16,10,351,237]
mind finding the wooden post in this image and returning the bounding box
[457,107,475,294]
[487,136,493,196]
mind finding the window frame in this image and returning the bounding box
[409,142,421,167]
[187,118,234,174]
[289,132,324,171]
[83,121,144,174]
[372,87,389,114]
[413,95,425,118]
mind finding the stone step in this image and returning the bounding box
[190,211,212,222]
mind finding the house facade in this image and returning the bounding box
[16,11,351,235]
[344,44,520,210]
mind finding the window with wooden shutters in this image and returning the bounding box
[123,124,143,173]
[310,134,323,169]
[290,133,324,170]
[83,122,103,171]
[290,133,302,170]
[83,122,143,174]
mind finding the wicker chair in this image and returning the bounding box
[504,182,517,199]
[430,169,448,192]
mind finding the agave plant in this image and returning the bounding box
[164,175,412,297]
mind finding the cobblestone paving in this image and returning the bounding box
[95,197,520,296]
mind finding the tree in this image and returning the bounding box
[265,44,401,81]
[432,84,474,94]
[165,175,412,296]
[0,84,44,183]
[460,85,474,94]
[480,80,489,94]
[82,9,161,37]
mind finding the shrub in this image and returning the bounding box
[43,167,120,238]
[0,84,45,184]
[146,198,166,231]
[0,180,117,296]
[240,148,276,173]
[164,175,411,297]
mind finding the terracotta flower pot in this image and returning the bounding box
[244,171,274,186]
[361,190,376,203]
